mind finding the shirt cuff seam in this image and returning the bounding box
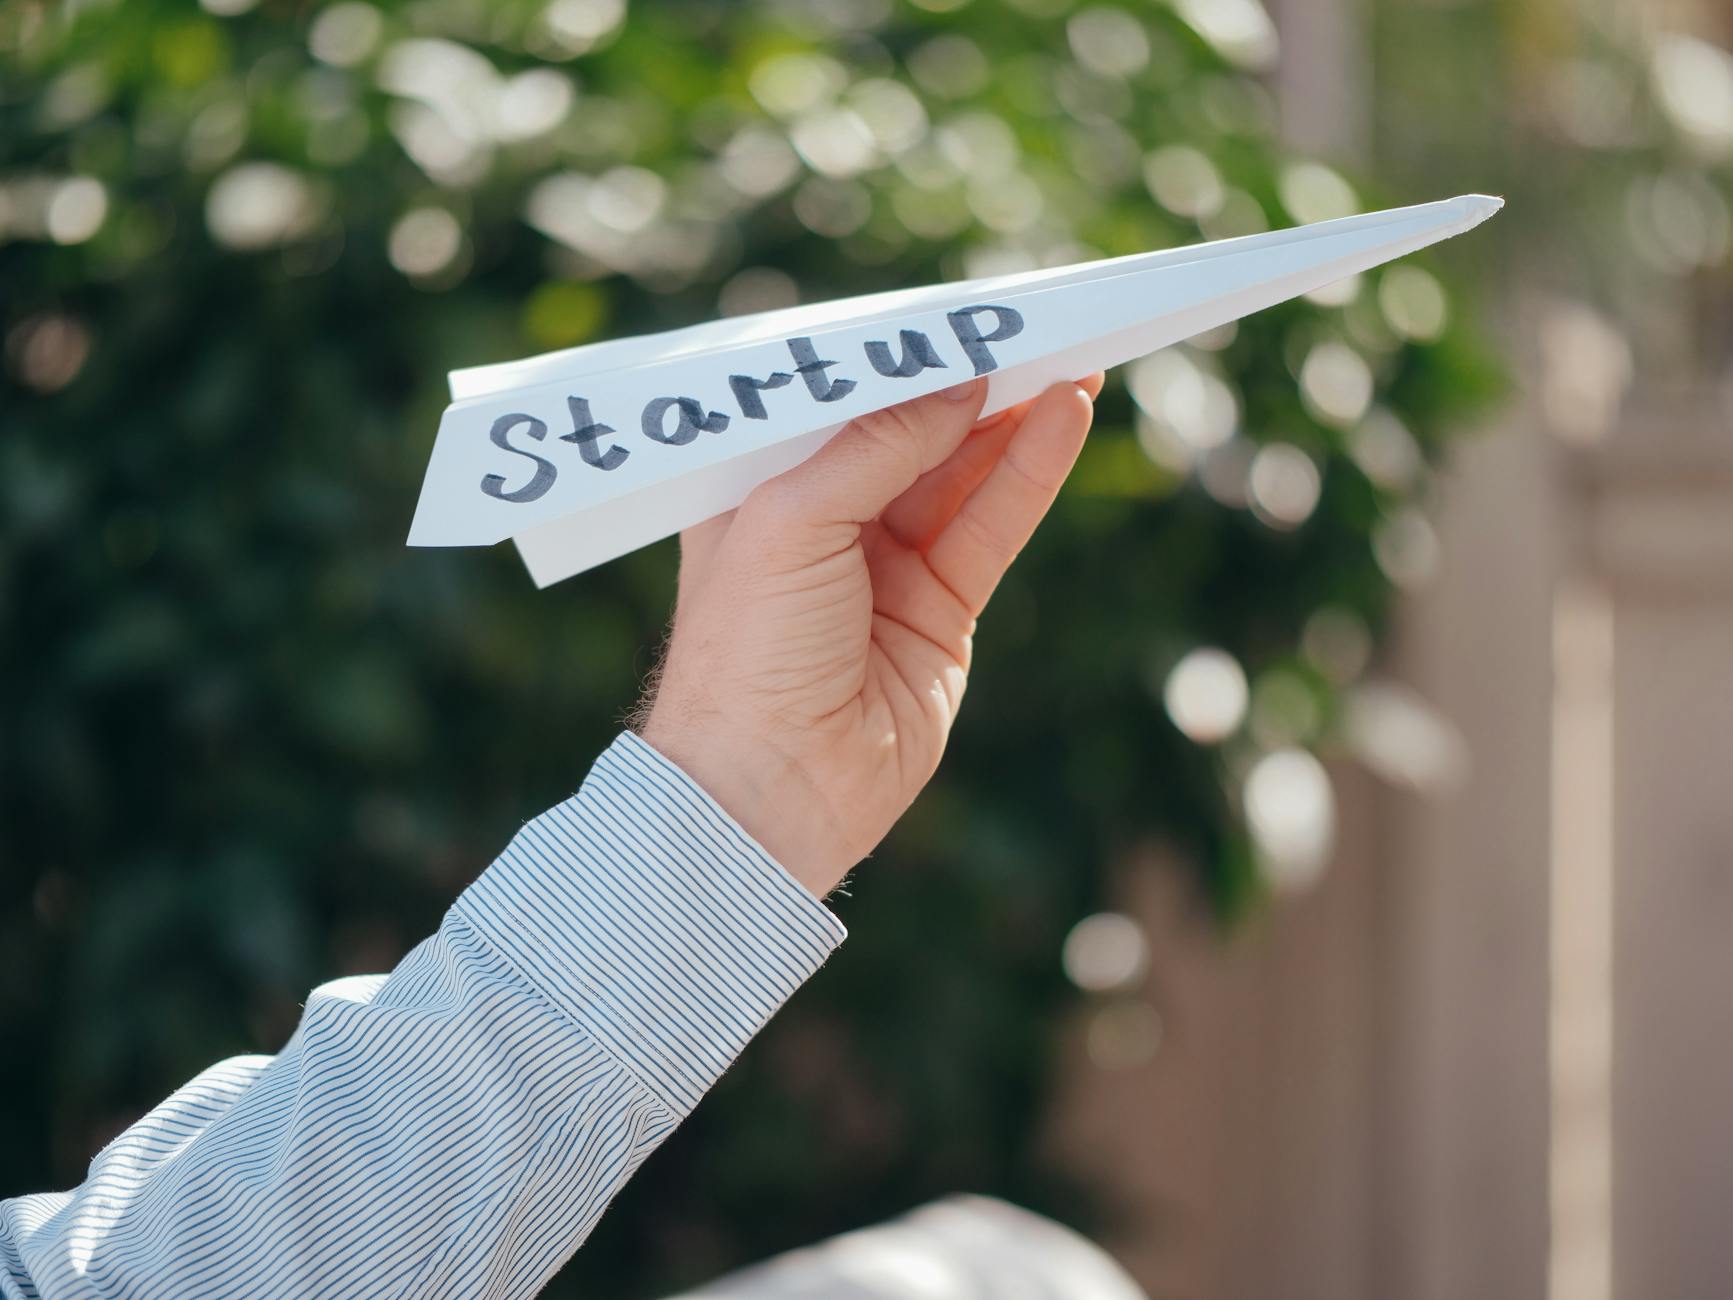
[448,904,693,1118]
[453,731,848,1116]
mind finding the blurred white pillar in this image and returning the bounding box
[1549,580,1615,1300]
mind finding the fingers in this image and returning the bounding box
[743,379,988,551]
[925,380,1095,616]
[882,372,1106,550]
[880,414,1019,551]
[862,521,976,664]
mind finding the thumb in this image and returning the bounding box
[745,379,988,546]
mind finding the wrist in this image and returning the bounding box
[637,714,845,899]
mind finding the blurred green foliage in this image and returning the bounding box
[1,0,1504,1293]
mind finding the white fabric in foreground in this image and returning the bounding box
[668,1195,1149,1300]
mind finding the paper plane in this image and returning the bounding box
[408,194,1502,587]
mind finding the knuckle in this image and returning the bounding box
[850,403,929,473]
[746,474,805,523]
[956,498,1013,556]
[999,444,1052,498]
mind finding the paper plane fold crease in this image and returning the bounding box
[407,194,1502,587]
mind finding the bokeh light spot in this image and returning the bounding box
[6,313,91,394]
[1067,8,1151,80]
[1163,647,1249,744]
[495,70,575,143]
[1174,0,1277,71]
[205,162,323,250]
[46,177,107,245]
[1651,33,1733,155]
[1299,340,1373,427]
[1372,506,1441,589]
[1248,442,1321,530]
[309,3,383,68]
[794,176,873,237]
[1379,265,1449,341]
[1278,161,1358,224]
[716,127,795,199]
[1348,407,1423,490]
[387,207,463,280]
[907,34,988,99]
[1128,350,1238,469]
[1063,912,1149,992]
[541,0,626,55]
[751,52,848,119]
[1244,748,1334,891]
[1142,145,1224,220]
[718,266,800,318]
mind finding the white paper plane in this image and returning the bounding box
[408,194,1501,587]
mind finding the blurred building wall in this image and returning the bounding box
[1047,335,1733,1300]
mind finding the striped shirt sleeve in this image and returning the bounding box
[1,732,846,1300]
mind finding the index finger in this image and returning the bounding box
[923,381,1096,615]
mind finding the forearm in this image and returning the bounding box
[1,734,843,1300]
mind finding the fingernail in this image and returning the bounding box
[942,377,984,402]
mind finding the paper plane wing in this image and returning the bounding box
[407,194,1501,587]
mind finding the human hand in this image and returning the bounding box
[639,373,1103,898]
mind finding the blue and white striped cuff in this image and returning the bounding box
[454,731,847,1116]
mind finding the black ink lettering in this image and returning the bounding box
[946,304,1025,376]
[864,329,949,379]
[729,370,795,420]
[642,396,731,446]
[786,336,857,402]
[480,412,557,503]
[560,395,629,471]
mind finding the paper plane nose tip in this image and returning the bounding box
[1455,193,1505,224]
